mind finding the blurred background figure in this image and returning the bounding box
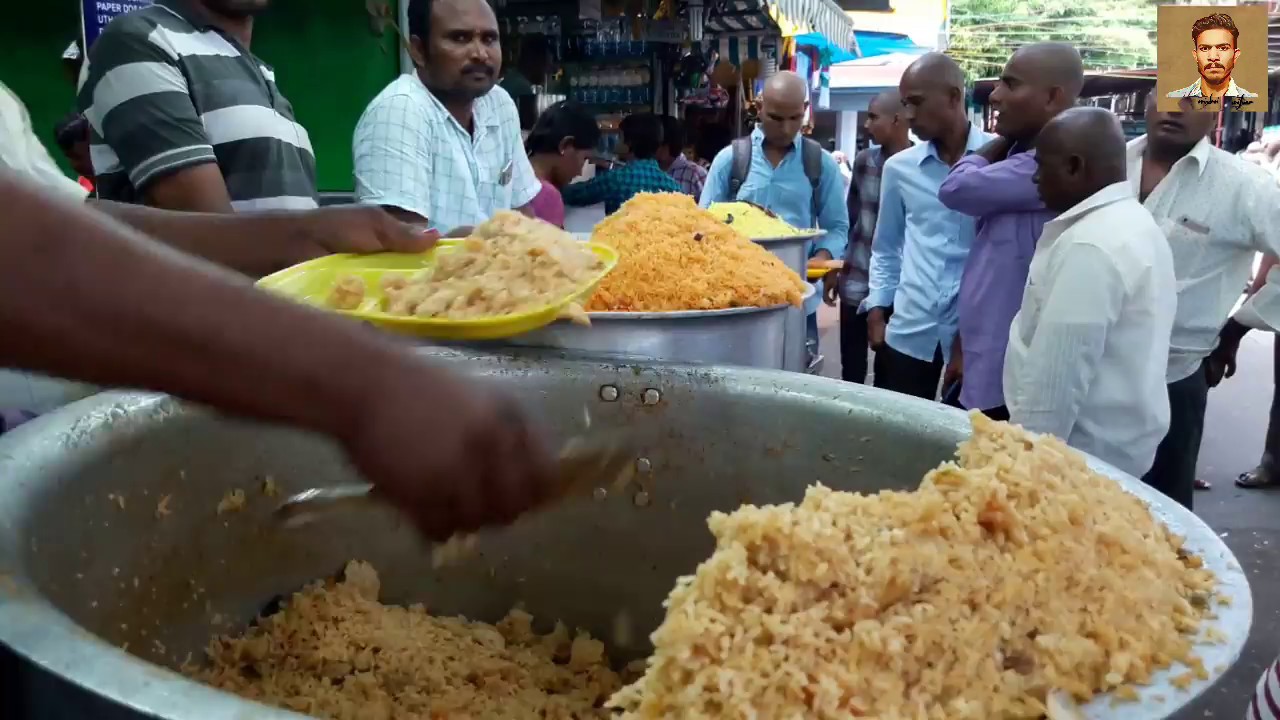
[831,149,853,200]
[657,114,706,197]
[525,101,601,229]
[694,123,732,169]
[561,112,680,214]
[53,112,94,194]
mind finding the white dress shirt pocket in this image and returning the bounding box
[1159,214,1211,289]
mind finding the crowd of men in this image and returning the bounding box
[827,40,1280,516]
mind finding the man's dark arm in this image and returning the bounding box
[3,172,377,430]
[142,163,236,213]
[381,206,428,225]
[0,170,556,540]
[94,201,435,278]
[975,136,1013,164]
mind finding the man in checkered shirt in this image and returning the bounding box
[354,0,541,235]
[824,89,912,384]
[561,113,681,213]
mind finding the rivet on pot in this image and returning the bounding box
[635,457,652,474]
[599,385,620,402]
[641,388,662,405]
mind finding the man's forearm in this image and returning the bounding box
[93,200,328,277]
[2,173,399,441]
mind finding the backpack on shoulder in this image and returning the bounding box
[727,136,824,226]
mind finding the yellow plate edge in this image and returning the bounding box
[256,240,620,340]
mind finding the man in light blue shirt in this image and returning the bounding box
[862,53,992,400]
[700,71,850,368]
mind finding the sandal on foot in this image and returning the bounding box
[1236,466,1278,488]
[1194,478,1212,490]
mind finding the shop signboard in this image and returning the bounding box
[82,0,153,49]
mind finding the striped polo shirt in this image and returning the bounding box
[78,0,317,211]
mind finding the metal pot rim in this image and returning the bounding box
[586,303,790,320]
[0,352,1254,719]
[750,231,823,244]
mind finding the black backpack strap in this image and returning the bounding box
[801,138,824,227]
[728,137,753,200]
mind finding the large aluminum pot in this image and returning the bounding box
[754,234,818,373]
[504,304,789,368]
[0,348,1251,720]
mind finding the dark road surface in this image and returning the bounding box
[816,305,1277,719]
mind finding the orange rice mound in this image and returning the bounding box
[585,193,806,312]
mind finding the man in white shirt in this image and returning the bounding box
[1005,107,1176,479]
[353,0,541,235]
[1132,94,1280,509]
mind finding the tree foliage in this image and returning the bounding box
[947,0,1159,80]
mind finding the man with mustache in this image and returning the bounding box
[1131,94,1280,509]
[938,42,1082,420]
[862,53,991,400]
[79,0,319,213]
[1166,13,1257,103]
[354,0,541,235]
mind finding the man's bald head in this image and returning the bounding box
[758,71,810,148]
[868,89,902,116]
[989,42,1084,142]
[763,71,809,104]
[899,53,968,142]
[1014,42,1084,98]
[865,89,908,147]
[1033,107,1127,212]
[902,52,966,93]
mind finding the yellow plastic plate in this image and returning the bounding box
[256,240,619,340]
[806,260,844,280]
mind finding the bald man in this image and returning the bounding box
[862,53,992,400]
[938,42,1083,420]
[701,71,851,372]
[1004,107,1176,478]
[827,89,912,384]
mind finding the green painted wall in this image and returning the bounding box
[0,2,82,176]
[254,0,401,191]
[1,0,401,191]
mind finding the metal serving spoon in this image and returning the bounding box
[274,409,636,530]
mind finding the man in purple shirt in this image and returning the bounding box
[937,42,1084,419]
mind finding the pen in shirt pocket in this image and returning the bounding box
[1177,216,1210,234]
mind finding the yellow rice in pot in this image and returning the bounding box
[609,414,1219,719]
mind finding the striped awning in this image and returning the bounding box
[769,0,855,51]
[702,0,855,52]
[704,0,781,36]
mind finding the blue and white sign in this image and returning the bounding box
[81,0,153,49]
